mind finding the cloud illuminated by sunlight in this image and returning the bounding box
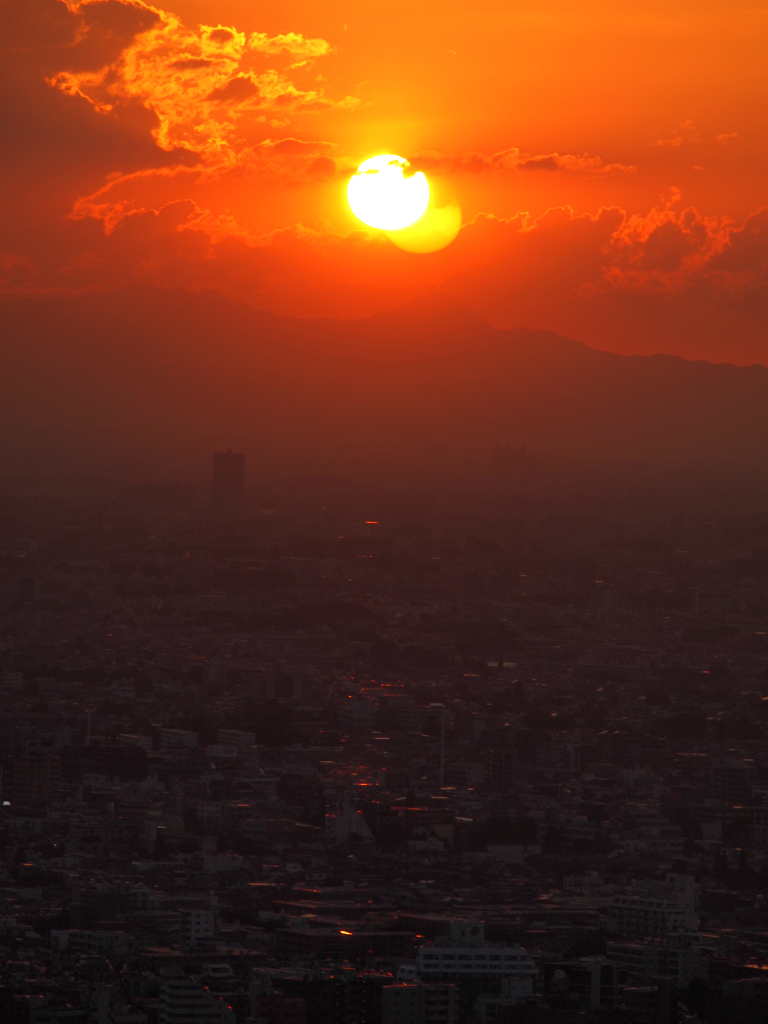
[49,1,357,165]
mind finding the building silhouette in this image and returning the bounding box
[212,449,245,513]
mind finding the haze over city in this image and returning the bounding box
[1,2,768,1023]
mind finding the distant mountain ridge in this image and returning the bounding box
[1,284,767,474]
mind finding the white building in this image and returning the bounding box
[158,976,234,1024]
[215,729,255,755]
[474,976,536,1023]
[609,875,698,939]
[50,929,127,953]
[159,729,198,752]
[607,934,708,987]
[416,922,538,981]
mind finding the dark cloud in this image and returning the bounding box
[9,191,766,362]
[413,147,635,176]
[2,182,768,363]
[206,75,259,103]
[207,28,235,43]
[307,156,336,178]
[270,138,328,155]
[169,58,213,70]
[709,209,768,279]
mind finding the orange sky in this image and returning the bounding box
[2,0,767,362]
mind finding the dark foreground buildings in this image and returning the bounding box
[2,467,768,1023]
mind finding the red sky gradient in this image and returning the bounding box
[2,0,767,363]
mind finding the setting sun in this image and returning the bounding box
[347,155,429,231]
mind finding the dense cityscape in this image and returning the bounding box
[2,451,768,1024]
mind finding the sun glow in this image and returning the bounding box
[347,155,429,230]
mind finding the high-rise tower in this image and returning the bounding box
[212,449,245,513]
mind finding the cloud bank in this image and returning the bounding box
[1,0,767,365]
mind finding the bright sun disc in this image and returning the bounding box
[347,154,429,230]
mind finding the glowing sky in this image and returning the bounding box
[2,0,767,362]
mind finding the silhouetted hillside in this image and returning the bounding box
[1,284,767,475]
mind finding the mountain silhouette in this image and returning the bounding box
[1,284,767,476]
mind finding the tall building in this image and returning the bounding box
[565,956,620,1009]
[488,743,517,794]
[212,449,245,511]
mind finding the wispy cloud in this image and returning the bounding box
[413,147,635,176]
[652,120,700,147]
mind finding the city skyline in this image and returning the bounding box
[2,3,768,1023]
